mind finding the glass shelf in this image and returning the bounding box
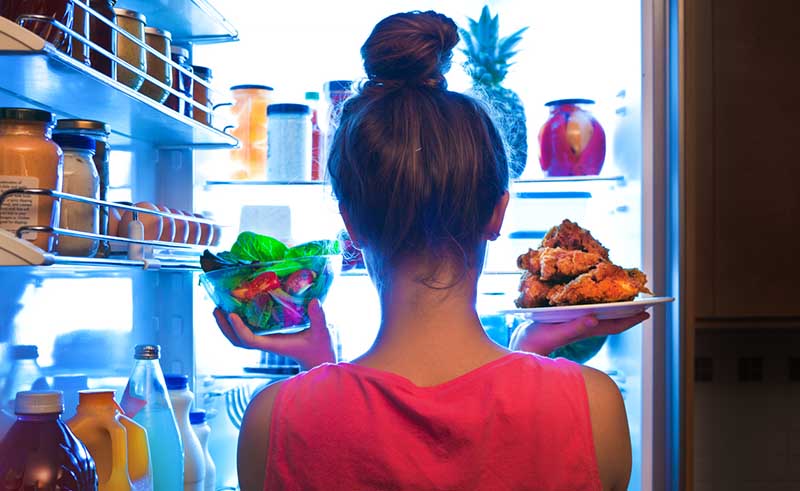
[204,175,626,188]
[0,45,237,148]
[115,0,238,44]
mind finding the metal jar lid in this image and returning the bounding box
[55,118,110,135]
[144,26,172,40]
[134,344,160,360]
[267,103,311,115]
[230,84,273,92]
[171,46,189,59]
[113,8,146,23]
[0,107,54,123]
[192,66,212,80]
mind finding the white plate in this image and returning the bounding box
[497,296,674,323]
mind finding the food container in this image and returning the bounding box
[266,103,312,182]
[113,8,146,91]
[192,66,213,125]
[165,46,193,117]
[200,255,339,334]
[52,134,99,257]
[221,84,273,180]
[1,0,74,55]
[538,99,606,177]
[139,27,172,103]
[71,0,116,76]
[0,108,62,252]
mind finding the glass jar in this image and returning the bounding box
[192,66,213,125]
[305,91,322,180]
[266,103,312,182]
[222,84,273,180]
[0,108,62,252]
[322,80,353,175]
[165,46,193,117]
[72,0,116,75]
[52,134,99,257]
[113,8,146,91]
[1,0,74,55]
[139,27,172,103]
[538,98,606,177]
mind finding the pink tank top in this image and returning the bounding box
[265,352,601,491]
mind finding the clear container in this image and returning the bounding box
[166,375,205,491]
[221,84,273,180]
[192,66,213,125]
[139,27,172,103]
[322,79,353,155]
[53,133,99,257]
[113,8,146,91]
[0,107,63,252]
[0,345,49,417]
[165,46,194,117]
[120,344,183,491]
[266,103,312,182]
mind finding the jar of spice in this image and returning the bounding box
[139,27,172,103]
[71,0,117,76]
[266,103,312,182]
[0,108,63,252]
[1,0,74,55]
[54,119,111,256]
[192,66,213,125]
[113,8,146,91]
[165,46,193,117]
[52,134,99,257]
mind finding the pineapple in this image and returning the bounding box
[459,6,529,178]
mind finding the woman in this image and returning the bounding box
[215,10,647,491]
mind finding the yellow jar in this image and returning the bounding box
[139,27,172,103]
[113,8,146,91]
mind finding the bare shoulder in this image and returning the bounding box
[237,380,286,491]
[579,365,632,491]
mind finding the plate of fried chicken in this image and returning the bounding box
[500,219,673,323]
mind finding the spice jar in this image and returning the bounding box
[266,103,312,182]
[54,119,111,256]
[113,8,146,91]
[1,0,74,55]
[192,66,213,125]
[72,0,116,76]
[0,108,62,252]
[165,46,193,117]
[139,27,172,103]
[52,134,99,257]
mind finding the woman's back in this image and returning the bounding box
[265,352,601,491]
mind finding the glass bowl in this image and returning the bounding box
[200,255,339,334]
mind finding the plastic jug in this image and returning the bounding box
[67,390,153,491]
[165,375,205,491]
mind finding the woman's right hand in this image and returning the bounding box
[213,299,336,371]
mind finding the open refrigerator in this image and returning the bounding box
[0,0,682,490]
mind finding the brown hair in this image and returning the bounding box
[328,11,509,282]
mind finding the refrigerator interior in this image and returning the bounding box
[0,0,654,489]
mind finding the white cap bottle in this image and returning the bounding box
[190,410,216,491]
[165,375,205,491]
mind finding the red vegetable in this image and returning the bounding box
[283,269,316,296]
[231,271,280,301]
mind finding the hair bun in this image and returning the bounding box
[361,11,459,89]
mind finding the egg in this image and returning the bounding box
[181,210,201,245]
[107,207,122,237]
[157,205,175,242]
[210,224,222,246]
[194,212,212,245]
[169,207,189,243]
[119,202,163,241]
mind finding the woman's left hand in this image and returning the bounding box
[509,311,650,357]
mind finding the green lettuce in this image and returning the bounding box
[229,232,288,262]
[285,240,341,259]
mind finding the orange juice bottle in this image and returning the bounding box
[67,390,153,491]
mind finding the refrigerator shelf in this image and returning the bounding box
[115,0,238,44]
[203,175,627,188]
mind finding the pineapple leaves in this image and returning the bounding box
[499,27,529,55]
[458,5,528,86]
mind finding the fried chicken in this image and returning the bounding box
[516,248,542,275]
[546,262,653,306]
[515,271,556,308]
[538,247,604,281]
[540,219,610,260]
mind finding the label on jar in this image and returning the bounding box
[0,176,40,239]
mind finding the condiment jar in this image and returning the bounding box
[192,66,213,125]
[266,103,312,182]
[52,134,99,257]
[1,0,74,55]
[113,8,146,91]
[72,0,117,77]
[165,46,194,117]
[224,84,273,180]
[0,108,62,252]
[139,27,172,103]
[54,119,111,256]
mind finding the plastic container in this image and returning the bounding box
[0,345,49,417]
[192,66,213,125]
[120,345,183,491]
[113,8,147,91]
[305,91,323,180]
[166,375,205,491]
[266,103,312,182]
[67,389,153,491]
[165,46,194,117]
[53,133,100,257]
[0,390,98,490]
[190,410,216,491]
[139,27,172,103]
[0,108,63,252]
[221,84,273,180]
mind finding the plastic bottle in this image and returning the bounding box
[0,345,49,416]
[67,390,153,491]
[0,390,99,490]
[190,410,216,491]
[120,345,183,491]
[166,375,205,491]
[304,91,323,180]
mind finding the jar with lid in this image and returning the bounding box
[0,108,62,252]
[139,27,172,103]
[165,46,194,117]
[71,0,117,77]
[54,119,111,256]
[1,0,74,55]
[192,66,213,125]
[266,103,312,182]
[113,8,146,91]
[52,134,99,257]
[222,84,273,180]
